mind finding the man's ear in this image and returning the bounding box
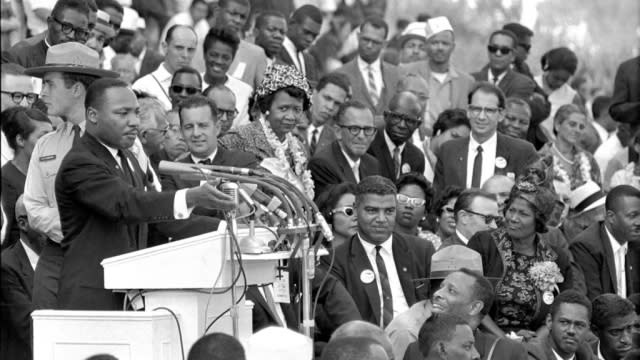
[545,313,552,329]
[15,134,25,148]
[86,106,98,124]
[469,300,484,317]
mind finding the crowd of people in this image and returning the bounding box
[0,0,639,359]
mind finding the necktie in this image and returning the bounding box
[297,51,305,75]
[263,285,285,327]
[199,158,212,165]
[72,124,81,146]
[493,75,499,85]
[310,129,318,156]
[352,163,360,182]
[375,245,393,327]
[368,65,379,107]
[617,247,627,297]
[471,145,483,188]
[118,149,135,186]
[118,149,146,248]
[393,146,402,180]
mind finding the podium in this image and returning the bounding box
[33,223,288,360]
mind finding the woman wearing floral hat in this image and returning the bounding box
[219,64,315,199]
[468,181,577,339]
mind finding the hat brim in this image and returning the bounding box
[24,65,119,78]
[580,196,606,213]
[399,34,426,47]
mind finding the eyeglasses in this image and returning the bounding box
[468,105,501,118]
[50,16,91,41]
[338,124,377,136]
[518,43,532,52]
[384,110,422,128]
[397,194,426,207]
[218,108,239,121]
[1,91,39,104]
[463,209,503,225]
[487,45,513,56]
[170,85,201,95]
[330,206,355,217]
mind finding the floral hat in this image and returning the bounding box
[509,181,557,224]
[255,64,312,103]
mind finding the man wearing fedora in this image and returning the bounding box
[386,245,527,360]
[1,0,92,68]
[22,42,120,309]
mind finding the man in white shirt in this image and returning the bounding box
[591,294,637,360]
[158,0,209,73]
[278,4,322,86]
[441,189,499,248]
[133,25,197,110]
[592,96,617,144]
[204,84,237,137]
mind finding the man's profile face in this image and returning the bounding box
[498,103,530,139]
[206,87,236,136]
[358,23,386,64]
[311,83,348,126]
[441,324,479,360]
[41,72,76,117]
[432,272,477,317]
[290,16,321,52]
[92,87,140,149]
[607,195,640,243]
[513,35,531,63]
[598,314,637,360]
[1,74,34,111]
[180,105,219,158]
[461,197,500,235]
[547,303,590,358]
[356,193,397,245]
[426,31,455,65]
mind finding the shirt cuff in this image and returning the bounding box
[173,189,194,219]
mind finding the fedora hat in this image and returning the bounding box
[24,42,119,78]
[428,245,483,279]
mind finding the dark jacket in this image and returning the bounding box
[335,58,400,116]
[526,334,596,360]
[275,47,321,88]
[472,66,536,100]
[609,56,640,126]
[366,130,425,183]
[1,37,47,68]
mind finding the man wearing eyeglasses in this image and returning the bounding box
[441,189,500,248]
[367,91,426,182]
[433,82,538,194]
[471,29,536,101]
[1,0,92,68]
[309,100,380,198]
[204,84,238,137]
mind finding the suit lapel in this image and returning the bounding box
[83,134,127,182]
[349,236,381,325]
[333,142,357,183]
[392,233,417,305]
[374,131,394,177]
[456,138,470,184]
[379,62,394,112]
[350,60,375,110]
[600,224,618,293]
[499,69,515,94]
[15,243,35,297]
[247,286,282,325]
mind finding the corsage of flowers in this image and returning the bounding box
[529,261,564,304]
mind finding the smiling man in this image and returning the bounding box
[497,97,531,140]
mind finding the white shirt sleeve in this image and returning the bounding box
[173,188,194,219]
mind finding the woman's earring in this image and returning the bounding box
[265,110,270,116]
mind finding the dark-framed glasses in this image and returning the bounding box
[218,108,239,121]
[464,209,503,225]
[170,85,201,95]
[50,16,91,41]
[397,194,426,207]
[1,91,39,104]
[338,124,377,136]
[330,206,355,217]
[468,105,501,118]
[487,45,513,56]
[384,110,422,128]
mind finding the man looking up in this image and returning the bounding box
[133,25,198,110]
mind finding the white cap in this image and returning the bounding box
[120,7,140,32]
[425,16,453,39]
[246,327,313,360]
[401,22,428,39]
[116,0,131,7]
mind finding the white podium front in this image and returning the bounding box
[33,223,288,360]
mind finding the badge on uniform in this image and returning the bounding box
[360,269,375,284]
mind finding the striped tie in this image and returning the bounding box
[368,65,379,107]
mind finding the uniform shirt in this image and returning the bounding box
[466,132,498,188]
[133,62,173,110]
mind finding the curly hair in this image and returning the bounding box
[256,85,311,113]
[432,185,464,216]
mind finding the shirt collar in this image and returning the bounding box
[59,120,86,135]
[308,124,323,135]
[358,233,393,255]
[455,229,470,245]
[487,68,508,84]
[97,138,120,162]
[605,225,628,254]
[470,130,498,147]
[155,62,174,82]
[339,143,360,168]
[190,148,218,164]
[20,239,39,270]
[358,56,381,73]
[551,346,575,360]
[283,37,298,59]
[597,342,606,360]
[44,34,52,48]
[384,130,405,154]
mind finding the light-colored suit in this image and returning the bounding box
[229,40,268,90]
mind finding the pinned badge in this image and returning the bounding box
[495,157,507,169]
[401,163,411,174]
[360,269,375,284]
[543,291,554,305]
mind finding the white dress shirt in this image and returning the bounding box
[487,68,507,86]
[258,284,288,328]
[605,225,628,297]
[133,62,174,110]
[466,132,498,188]
[339,144,361,182]
[358,234,409,318]
[307,124,324,145]
[283,37,306,75]
[20,239,39,270]
[1,130,13,167]
[202,73,253,129]
[551,347,575,360]
[455,229,470,245]
[597,342,606,360]
[358,56,383,99]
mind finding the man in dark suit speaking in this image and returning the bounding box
[322,176,435,328]
[433,82,538,193]
[55,79,236,310]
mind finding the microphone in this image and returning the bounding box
[237,187,255,208]
[219,182,239,217]
[202,164,267,177]
[315,212,334,243]
[239,183,288,220]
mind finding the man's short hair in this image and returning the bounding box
[606,185,640,212]
[290,4,323,25]
[591,293,635,331]
[356,176,397,204]
[85,78,129,110]
[592,95,612,120]
[330,320,393,359]
[316,72,351,95]
[453,189,496,219]
[203,84,234,98]
[550,290,592,320]
[1,107,51,151]
[218,0,250,10]
[96,0,123,14]
[488,29,518,48]
[61,72,99,90]
[177,95,218,126]
[52,0,91,19]
[432,109,470,136]
[187,332,245,360]
[396,73,428,93]
[321,337,386,360]
[255,10,286,30]
[173,66,203,88]
[203,26,241,56]
[505,97,531,117]
[418,312,469,357]
[165,24,196,43]
[388,90,421,113]
[455,268,494,316]
[138,97,167,130]
[502,23,533,40]
[336,99,369,125]
[359,16,389,38]
[468,81,506,109]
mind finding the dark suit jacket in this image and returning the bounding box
[246,285,298,331]
[366,130,425,183]
[1,241,35,360]
[440,232,466,249]
[303,122,337,157]
[526,334,595,360]
[336,58,400,116]
[138,48,164,79]
[276,47,321,89]
[1,161,25,249]
[609,56,640,125]
[569,222,640,300]
[1,38,47,68]
[321,232,435,326]
[309,140,381,198]
[55,133,220,310]
[472,66,536,99]
[433,133,538,193]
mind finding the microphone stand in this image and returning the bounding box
[220,182,240,338]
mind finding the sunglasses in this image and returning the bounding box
[397,194,426,207]
[50,16,91,41]
[464,209,503,225]
[218,108,239,121]
[338,124,377,136]
[1,91,39,104]
[487,45,513,56]
[330,206,355,217]
[468,105,501,118]
[384,110,422,128]
[170,85,201,95]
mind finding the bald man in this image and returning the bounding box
[367,91,426,182]
[481,174,515,213]
[204,84,237,137]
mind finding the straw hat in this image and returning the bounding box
[24,42,119,78]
